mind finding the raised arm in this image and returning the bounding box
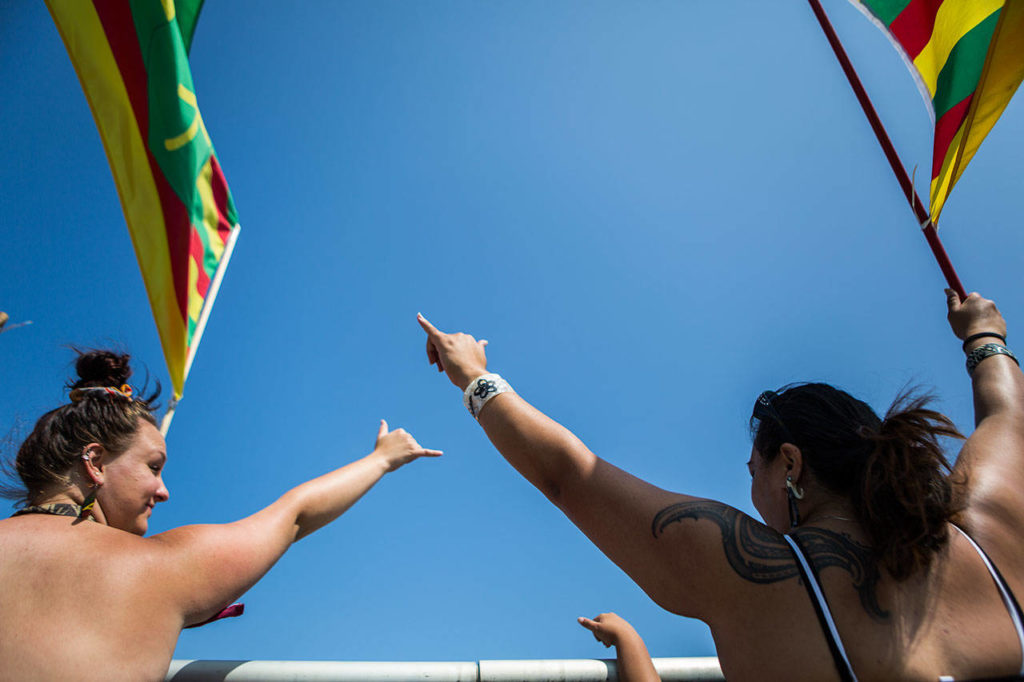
[150,421,441,626]
[946,291,1024,535]
[416,315,776,621]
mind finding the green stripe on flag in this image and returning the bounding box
[176,0,205,54]
[130,0,215,232]
[932,9,1001,119]
[860,0,914,27]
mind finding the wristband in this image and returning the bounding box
[962,331,1006,351]
[463,373,512,418]
[966,343,1019,376]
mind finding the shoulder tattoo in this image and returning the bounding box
[651,500,889,621]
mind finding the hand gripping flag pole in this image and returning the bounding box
[807,0,967,301]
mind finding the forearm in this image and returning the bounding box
[614,632,661,682]
[476,391,597,503]
[277,452,390,541]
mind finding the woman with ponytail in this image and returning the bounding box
[0,350,441,681]
[420,290,1024,681]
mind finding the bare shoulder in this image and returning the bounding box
[647,500,808,620]
[651,499,797,584]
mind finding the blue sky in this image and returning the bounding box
[3,0,1023,663]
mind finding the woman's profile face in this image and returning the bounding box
[98,420,170,535]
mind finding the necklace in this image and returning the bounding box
[11,502,93,521]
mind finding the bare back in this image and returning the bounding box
[675,504,1024,681]
[0,516,184,682]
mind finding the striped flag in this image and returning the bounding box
[45,0,240,408]
[851,0,1024,223]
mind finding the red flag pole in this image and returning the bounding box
[807,0,967,300]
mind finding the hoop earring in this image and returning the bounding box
[786,475,804,528]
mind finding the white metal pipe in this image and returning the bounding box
[166,657,724,681]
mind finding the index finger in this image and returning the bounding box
[416,313,444,339]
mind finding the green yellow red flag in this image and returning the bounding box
[44,0,240,416]
[850,0,1024,223]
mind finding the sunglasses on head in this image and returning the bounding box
[752,390,796,444]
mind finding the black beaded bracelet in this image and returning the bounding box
[962,331,1006,351]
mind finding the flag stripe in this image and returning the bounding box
[196,161,231,273]
[93,0,193,324]
[47,0,239,400]
[889,0,942,60]
[929,119,966,211]
[852,0,1023,223]
[912,0,1002,97]
[930,92,973,178]
[209,156,235,243]
[193,161,225,283]
[864,0,914,27]
[931,10,1001,119]
[45,0,189,394]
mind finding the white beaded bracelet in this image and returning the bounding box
[463,373,512,418]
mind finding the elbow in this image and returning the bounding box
[539,448,595,507]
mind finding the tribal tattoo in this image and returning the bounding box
[651,500,889,621]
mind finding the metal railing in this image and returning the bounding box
[166,657,725,681]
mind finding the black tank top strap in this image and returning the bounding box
[784,533,858,682]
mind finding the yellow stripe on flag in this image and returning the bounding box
[45,0,189,397]
[913,0,1004,97]
[187,246,203,331]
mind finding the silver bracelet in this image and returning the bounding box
[966,343,1019,375]
[463,373,512,418]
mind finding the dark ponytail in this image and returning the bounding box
[8,349,159,506]
[752,383,964,580]
[855,394,963,579]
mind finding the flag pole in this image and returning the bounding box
[160,224,241,436]
[806,0,967,300]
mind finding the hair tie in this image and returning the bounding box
[69,385,134,403]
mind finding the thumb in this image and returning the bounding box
[945,288,962,312]
[577,616,598,631]
[479,339,489,348]
[377,419,388,441]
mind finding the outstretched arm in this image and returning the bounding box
[417,315,764,620]
[578,613,661,682]
[946,291,1024,539]
[151,421,441,626]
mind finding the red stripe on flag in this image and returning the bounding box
[209,155,234,243]
[889,0,944,60]
[92,1,149,130]
[931,93,973,178]
[92,1,191,323]
[189,226,212,300]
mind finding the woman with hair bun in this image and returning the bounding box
[419,290,1024,681]
[0,349,441,681]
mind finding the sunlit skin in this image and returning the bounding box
[0,411,439,681]
[85,420,170,535]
